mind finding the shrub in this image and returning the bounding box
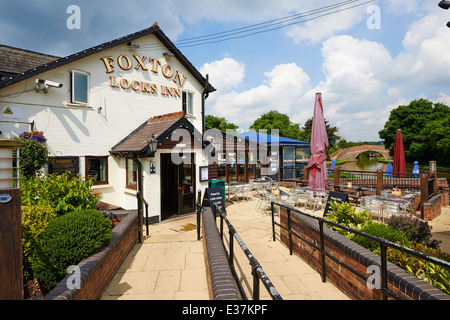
[32,209,112,290]
[352,222,411,251]
[371,243,450,295]
[16,131,48,179]
[21,172,101,215]
[21,205,57,281]
[326,201,372,239]
[387,215,440,248]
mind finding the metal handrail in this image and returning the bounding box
[136,190,149,238]
[214,203,283,300]
[271,201,450,300]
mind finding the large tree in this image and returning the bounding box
[249,111,302,140]
[378,99,450,165]
[205,115,239,133]
[299,117,341,148]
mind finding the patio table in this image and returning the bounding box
[362,195,409,222]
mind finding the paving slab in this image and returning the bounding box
[101,194,450,300]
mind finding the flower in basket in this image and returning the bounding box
[19,131,47,143]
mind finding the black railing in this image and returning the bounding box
[215,204,283,300]
[271,201,450,300]
[329,169,378,189]
[383,172,421,191]
[136,190,149,243]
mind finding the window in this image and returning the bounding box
[86,156,108,185]
[182,91,193,115]
[126,159,138,189]
[71,70,89,105]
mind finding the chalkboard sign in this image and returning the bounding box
[323,191,349,217]
[202,187,226,215]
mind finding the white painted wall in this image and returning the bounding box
[0,33,210,220]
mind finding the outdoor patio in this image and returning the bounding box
[100,179,450,300]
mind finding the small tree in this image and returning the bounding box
[17,131,48,179]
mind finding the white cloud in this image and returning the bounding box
[284,4,366,44]
[205,61,311,130]
[200,58,245,92]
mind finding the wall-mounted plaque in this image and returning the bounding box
[48,157,79,178]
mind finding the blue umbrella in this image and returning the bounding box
[331,159,336,170]
[412,161,419,178]
[385,162,393,178]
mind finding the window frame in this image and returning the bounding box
[182,90,194,116]
[126,158,138,190]
[85,156,108,185]
[70,70,90,105]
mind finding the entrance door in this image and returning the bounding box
[161,153,196,220]
[178,153,196,215]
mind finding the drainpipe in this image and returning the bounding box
[202,74,210,138]
[132,155,143,244]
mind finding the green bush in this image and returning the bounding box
[387,215,440,248]
[372,243,450,295]
[326,201,372,239]
[16,131,48,179]
[32,209,112,290]
[21,172,101,215]
[352,222,411,251]
[21,205,57,281]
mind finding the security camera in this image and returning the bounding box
[44,80,63,88]
[35,79,63,93]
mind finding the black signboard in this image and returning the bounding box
[323,191,349,217]
[202,187,226,215]
[48,157,79,178]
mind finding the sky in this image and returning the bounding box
[1,0,450,142]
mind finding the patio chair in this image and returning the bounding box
[255,189,270,210]
[257,190,275,214]
[402,193,417,214]
[382,201,401,223]
[360,197,381,220]
[242,183,253,201]
[305,190,321,212]
[229,185,241,203]
[281,192,300,208]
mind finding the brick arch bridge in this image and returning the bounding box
[330,145,391,160]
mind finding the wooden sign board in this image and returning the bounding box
[323,191,349,217]
[202,187,226,215]
[48,157,79,178]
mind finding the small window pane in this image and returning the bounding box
[127,159,137,188]
[87,157,107,184]
[73,71,88,104]
[182,91,193,115]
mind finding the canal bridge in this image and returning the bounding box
[330,145,391,160]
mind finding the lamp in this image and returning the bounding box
[148,134,158,155]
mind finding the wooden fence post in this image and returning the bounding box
[376,170,383,196]
[0,139,23,300]
[420,174,428,220]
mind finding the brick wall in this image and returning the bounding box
[423,195,442,221]
[201,207,240,300]
[279,207,449,300]
[44,211,139,300]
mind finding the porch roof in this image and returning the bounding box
[110,111,201,157]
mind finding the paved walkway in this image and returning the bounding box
[101,194,450,300]
[101,197,350,300]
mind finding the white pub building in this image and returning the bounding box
[0,23,217,222]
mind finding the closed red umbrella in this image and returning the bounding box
[307,93,329,190]
[393,129,406,178]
